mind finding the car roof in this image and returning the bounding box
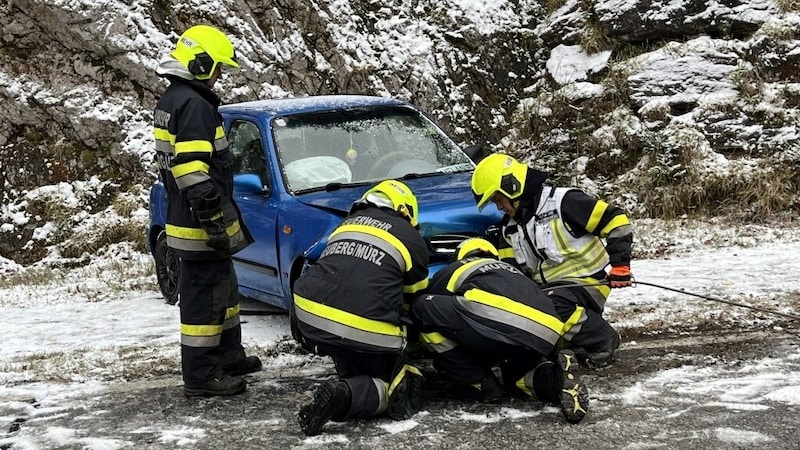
[219,95,408,117]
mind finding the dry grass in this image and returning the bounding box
[0,266,67,288]
[776,0,800,11]
[633,162,798,220]
[544,0,567,14]
[2,344,180,385]
[730,64,764,103]
[580,19,614,54]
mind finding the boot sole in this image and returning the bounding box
[558,351,589,423]
[299,382,338,436]
[183,384,246,397]
[560,378,589,423]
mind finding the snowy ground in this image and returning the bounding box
[1,220,799,449]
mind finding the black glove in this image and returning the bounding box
[190,195,230,252]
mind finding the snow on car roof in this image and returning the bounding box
[221,95,407,116]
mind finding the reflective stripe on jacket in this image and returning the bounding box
[426,257,564,355]
[153,77,252,259]
[293,206,429,353]
[503,187,621,284]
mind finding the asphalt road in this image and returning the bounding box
[5,326,798,450]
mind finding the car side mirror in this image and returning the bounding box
[234,173,268,194]
[463,144,490,164]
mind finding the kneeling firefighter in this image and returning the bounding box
[410,238,590,423]
[292,180,430,436]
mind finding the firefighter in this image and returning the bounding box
[471,153,632,368]
[153,24,261,397]
[410,238,590,423]
[293,179,430,436]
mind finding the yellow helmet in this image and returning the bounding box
[362,179,419,227]
[451,237,499,263]
[471,153,528,210]
[171,25,239,80]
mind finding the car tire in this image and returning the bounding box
[154,231,180,305]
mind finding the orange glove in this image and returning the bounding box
[607,265,633,288]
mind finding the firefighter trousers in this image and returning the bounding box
[314,342,407,420]
[549,285,617,353]
[410,294,550,387]
[178,258,246,382]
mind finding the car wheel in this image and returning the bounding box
[154,231,180,305]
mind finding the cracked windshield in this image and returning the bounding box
[272,107,473,192]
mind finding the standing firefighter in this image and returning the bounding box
[293,180,429,436]
[410,238,589,423]
[153,24,261,397]
[471,153,633,368]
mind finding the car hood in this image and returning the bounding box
[294,172,503,236]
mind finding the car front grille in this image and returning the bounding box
[428,233,479,262]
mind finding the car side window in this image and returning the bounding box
[228,120,271,192]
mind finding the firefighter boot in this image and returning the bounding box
[583,327,621,369]
[223,356,263,376]
[455,371,505,404]
[183,374,247,397]
[556,350,589,423]
[387,365,424,419]
[298,380,351,436]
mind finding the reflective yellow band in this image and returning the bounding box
[294,295,404,337]
[226,304,240,319]
[388,364,422,397]
[404,277,429,294]
[175,140,213,154]
[586,201,608,233]
[600,215,631,237]
[153,128,175,143]
[166,221,242,240]
[420,331,458,353]
[561,306,587,342]
[446,259,497,292]
[181,323,223,336]
[540,239,607,281]
[181,323,223,347]
[498,247,515,260]
[462,288,564,335]
[172,160,210,178]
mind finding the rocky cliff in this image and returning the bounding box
[1,0,798,265]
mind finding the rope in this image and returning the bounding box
[632,280,800,321]
[542,278,800,321]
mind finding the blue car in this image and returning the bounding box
[148,95,502,310]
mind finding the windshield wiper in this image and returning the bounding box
[399,172,441,180]
[295,181,372,194]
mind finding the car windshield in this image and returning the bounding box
[272,106,473,192]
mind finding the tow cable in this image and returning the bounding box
[543,279,800,321]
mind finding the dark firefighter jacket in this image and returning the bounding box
[293,205,430,353]
[423,257,565,356]
[153,76,252,260]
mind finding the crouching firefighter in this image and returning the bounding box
[471,153,632,367]
[410,238,590,423]
[292,180,430,436]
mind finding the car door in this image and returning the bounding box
[226,118,284,305]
